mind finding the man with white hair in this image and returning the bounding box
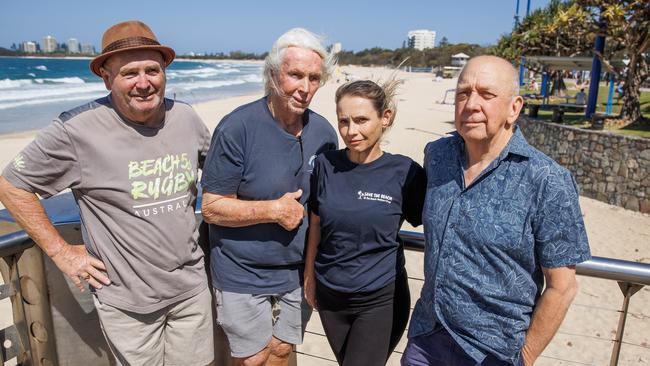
[402,55,590,366]
[201,28,338,366]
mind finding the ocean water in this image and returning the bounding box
[0,56,263,134]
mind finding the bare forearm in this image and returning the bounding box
[522,281,578,364]
[304,213,321,275]
[202,195,278,227]
[0,177,68,257]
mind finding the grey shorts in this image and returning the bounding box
[94,286,214,366]
[214,286,311,358]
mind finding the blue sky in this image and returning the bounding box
[1,0,552,54]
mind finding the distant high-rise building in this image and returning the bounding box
[80,43,96,55]
[67,38,80,54]
[21,41,37,53]
[42,35,57,53]
[407,29,436,51]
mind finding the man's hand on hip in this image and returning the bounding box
[51,244,111,292]
[273,189,304,231]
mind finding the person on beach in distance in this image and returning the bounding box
[200,28,338,366]
[402,55,591,366]
[304,79,426,365]
[0,21,214,366]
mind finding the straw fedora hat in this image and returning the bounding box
[90,20,175,76]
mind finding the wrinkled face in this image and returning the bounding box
[100,50,166,124]
[454,58,521,144]
[272,47,323,116]
[337,95,389,154]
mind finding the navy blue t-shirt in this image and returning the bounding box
[309,149,426,293]
[201,97,338,293]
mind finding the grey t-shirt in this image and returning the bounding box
[2,96,211,313]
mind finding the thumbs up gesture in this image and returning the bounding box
[273,189,304,230]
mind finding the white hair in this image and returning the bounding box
[263,28,335,95]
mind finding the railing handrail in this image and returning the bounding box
[0,230,33,258]
[2,227,649,287]
[399,230,650,286]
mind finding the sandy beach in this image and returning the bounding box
[0,65,648,365]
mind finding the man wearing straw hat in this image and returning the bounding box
[0,20,214,366]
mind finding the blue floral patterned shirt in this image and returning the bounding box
[408,127,591,364]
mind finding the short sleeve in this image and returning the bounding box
[403,160,426,227]
[533,168,591,268]
[200,119,245,195]
[308,155,323,216]
[197,120,211,170]
[2,122,81,198]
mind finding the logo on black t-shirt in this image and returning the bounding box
[307,155,317,173]
[357,190,393,204]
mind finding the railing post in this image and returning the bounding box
[16,246,59,366]
[609,282,644,366]
[1,255,32,365]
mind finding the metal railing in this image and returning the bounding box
[1,226,649,365]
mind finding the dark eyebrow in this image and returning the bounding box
[119,66,139,75]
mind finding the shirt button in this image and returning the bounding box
[449,223,455,228]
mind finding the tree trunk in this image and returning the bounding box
[550,71,567,97]
[619,62,645,123]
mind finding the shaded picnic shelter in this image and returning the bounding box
[523,55,624,123]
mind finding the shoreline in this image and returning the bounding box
[0,90,264,140]
[0,57,265,137]
[0,128,45,139]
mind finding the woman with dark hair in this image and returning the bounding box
[304,79,426,365]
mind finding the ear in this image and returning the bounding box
[99,67,112,91]
[381,109,392,128]
[506,95,524,125]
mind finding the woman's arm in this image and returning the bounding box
[304,212,321,309]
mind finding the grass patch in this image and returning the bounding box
[521,82,649,138]
[618,120,650,138]
[535,110,590,127]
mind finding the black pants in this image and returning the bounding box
[316,271,411,366]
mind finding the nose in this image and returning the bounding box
[464,91,481,111]
[297,77,309,94]
[347,121,359,135]
[134,72,151,90]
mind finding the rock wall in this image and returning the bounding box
[518,117,650,214]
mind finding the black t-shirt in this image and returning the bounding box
[201,97,338,293]
[309,149,426,293]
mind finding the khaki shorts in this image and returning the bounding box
[214,287,311,358]
[93,286,214,366]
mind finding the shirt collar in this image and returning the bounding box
[451,125,533,161]
[505,126,533,158]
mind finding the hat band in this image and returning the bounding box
[102,36,161,53]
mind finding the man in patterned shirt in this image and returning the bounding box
[402,55,591,366]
